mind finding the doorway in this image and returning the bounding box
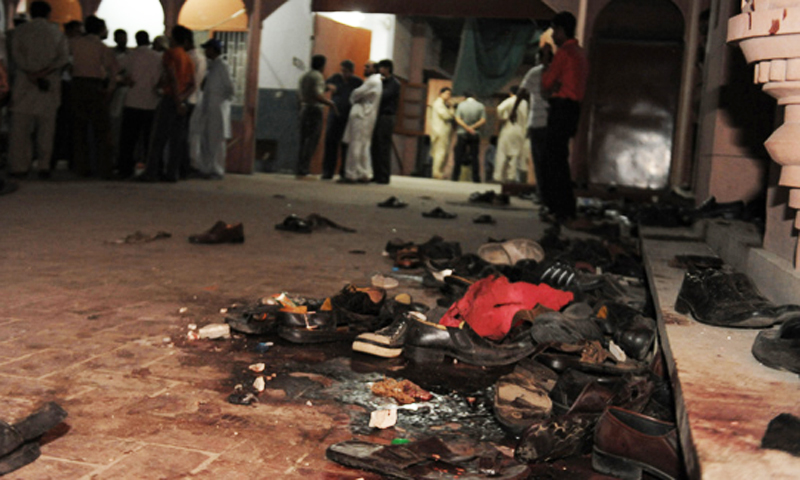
[585,0,684,190]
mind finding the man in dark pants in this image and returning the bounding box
[138,25,196,182]
[296,54,336,179]
[322,60,362,180]
[370,59,400,184]
[451,92,486,183]
[540,11,589,220]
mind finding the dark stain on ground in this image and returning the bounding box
[663,311,691,325]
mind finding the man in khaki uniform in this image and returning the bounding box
[8,1,69,179]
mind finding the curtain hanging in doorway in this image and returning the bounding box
[452,18,537,97]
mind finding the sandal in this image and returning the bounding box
[422,207,457,219]
[274,214,312,233]
[377,196,408,208]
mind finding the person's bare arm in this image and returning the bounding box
[509,88,528,124]
[471,117,486,130]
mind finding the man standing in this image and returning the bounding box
[190,39,234,179]
[138,25,196,182]
[512,43,554,192]
[110,29,130,172]
[321,60,362,180]
[296,54,336,179]
[429,86,454,180]
[8,1,69,179]
[540,11,588,220]
[117,31,162,179]
[341,61,382,183]
[184,35,207,178]
[494,86,528,183]
[70,15,118,178]
[451,92,486,183]
[371,59,400,184]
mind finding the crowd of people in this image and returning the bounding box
[302,10,588,222]
[2,1,234,183]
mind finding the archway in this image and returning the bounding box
[584,0,684,190]
[96,0,165,44]
[48,0,82,25]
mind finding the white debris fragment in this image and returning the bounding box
[608,340,627,362]
[220,308,228,314]
[162,337,171,343]
[306,401,313,407]
[253,376,266,392]
[249,363,266,373]
[198,323,231,339]
[369,409,398,429]
[187,324,197,330]
[187,331,199,341]
[179,307,188,314]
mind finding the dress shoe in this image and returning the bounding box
[752,317,800,374]
[351,311,421,358]
[592,407,683,480]
[188,221,244,244]
[675,267,800,328]
[592,406,682,480]
[377,196,408,208]
[403,314,537,366]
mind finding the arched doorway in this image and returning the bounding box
[96,0,165,45]
[585,0,684,190]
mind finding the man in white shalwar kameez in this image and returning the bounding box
[341,61,382,182]
[494,86,529,183]
[190,39,234,179]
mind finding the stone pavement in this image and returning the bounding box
[0,174,547,479]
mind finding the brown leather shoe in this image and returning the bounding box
[189,221,244,244]
[592,406,682,480]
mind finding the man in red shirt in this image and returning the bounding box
[540,11,589,220]
[138,25,196,182]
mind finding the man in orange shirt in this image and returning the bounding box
[138,25,196,182]
[540,11,589,220]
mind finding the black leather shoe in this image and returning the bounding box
[675,267,800,328]
[403,314,537,366]
[377,196,408,208]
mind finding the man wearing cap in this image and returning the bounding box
[190,39,234,179]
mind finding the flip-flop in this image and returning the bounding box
[422,207,457,219]
[378,196,408,208]
[752,317,800,374]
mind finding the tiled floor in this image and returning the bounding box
[0,174,545,479]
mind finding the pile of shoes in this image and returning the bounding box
[673,254,800,374]
[217,225,684,479]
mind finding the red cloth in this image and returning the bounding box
[542,39,589,102]
[439,276,574,341]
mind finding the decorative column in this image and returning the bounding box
[729,1,800,268]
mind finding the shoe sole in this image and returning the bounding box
[592,446,677,480]
[352,339,402,358]
[675,296,783,328]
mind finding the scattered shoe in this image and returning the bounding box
[275,214,312,233]
[477,238,545,266]
[675,267,800,328]
[327,436,531,480]
[422,207,457,219]
[752,317,800,374]
[473,214,496,224]
[189,221,244,244]
[352,311,421,358]
[761,413,800,457]
[378,196,408,208]
[592,406,682,480]
[515,413,597,463]
[493,359,559,435]
[403,311,538,366]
